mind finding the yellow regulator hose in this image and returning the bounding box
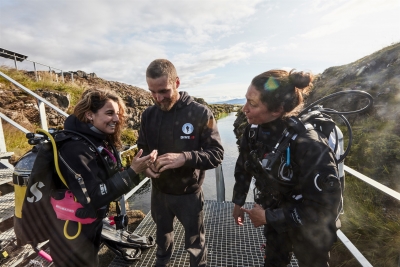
[36,129,82,240]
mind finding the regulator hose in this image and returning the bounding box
[299,90,374,163]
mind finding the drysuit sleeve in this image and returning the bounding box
[265,130,342,234]
[137,109,150,156]
[181,110,224,170]
[232,125,252,207]
[58,141,140,211]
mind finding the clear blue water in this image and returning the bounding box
[127,112,254,214]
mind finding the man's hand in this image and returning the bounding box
[232,204,245,226]
[154,153,185,172]
[144,166,160,179]
[241,203,267,228]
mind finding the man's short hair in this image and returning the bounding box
[146,59,177,83]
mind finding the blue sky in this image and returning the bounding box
[0,0,399,103]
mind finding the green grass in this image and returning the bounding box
[0,67,139,162]
[2,123,34,160]
[334,114,400,266]
[331,175,400,266]
[0,66,86,111]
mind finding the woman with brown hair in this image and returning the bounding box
[49,88,157,266]
[232,69,342,266]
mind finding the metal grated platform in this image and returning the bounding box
[0,192,15,224]
[0,168,13,185]
[0,227,46,267]
[0,152,14,159]
[109,200,299,267]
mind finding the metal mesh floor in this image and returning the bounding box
[110,200,299,267]
[0,192,15,223]
[0,168,13,185]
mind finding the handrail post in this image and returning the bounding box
[0,117,6,152]
[215,164,225,202]
[14,55,18,70]
[37,100,48,131]
[33,62,38,81]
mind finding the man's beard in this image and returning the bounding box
[155,91,179,111]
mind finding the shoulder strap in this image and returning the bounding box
[248,124,259,151]
[60,130,118,179]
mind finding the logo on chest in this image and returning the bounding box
[181,123,195,139]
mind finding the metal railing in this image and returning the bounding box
[0,49,75,83]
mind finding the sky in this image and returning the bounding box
[0,0,399,103]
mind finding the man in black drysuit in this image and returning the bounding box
[137,59,224,267]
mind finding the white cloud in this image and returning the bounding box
[0,0,398,101]
[0,0,266,87]
[302,0,397,39]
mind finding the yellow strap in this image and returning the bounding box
[63,220,82,240]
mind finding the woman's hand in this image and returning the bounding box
[232,204,245,226]
[130,149,158,174]
[241,203,267,228]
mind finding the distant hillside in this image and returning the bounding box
[306,43,400,182]
[308,42,400,123]
[0,67,235,160]
[211,98,245,105]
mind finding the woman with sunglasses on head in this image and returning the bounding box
[232,69,342,267]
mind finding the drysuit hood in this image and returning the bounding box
[154,91,193,112]
[64,114,107,141]
[175,91,193,110]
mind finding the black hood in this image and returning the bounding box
[154,91,194,112]
[260,117,286,133]
[175,91,193,110]
[64,115,107,141]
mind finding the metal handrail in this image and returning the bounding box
[0,49,74,82]
[337,230,373,267]
[0,71,68,117]
[344,165,400,201]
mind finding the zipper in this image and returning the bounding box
[59,152,91,204]
[59,153,83,181]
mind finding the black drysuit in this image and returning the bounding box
[49,115,140,267]
[232,118,342,267]
[137,91,224,267]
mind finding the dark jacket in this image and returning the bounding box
[137,91,224,195]
[58,115,140,211]
[232,118,342,236]
[46,115,141,267]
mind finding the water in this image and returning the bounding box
[127,112,254,214]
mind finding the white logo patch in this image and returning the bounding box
[100,184,108,195]
[27,182,45,203]
[182,123,194,134]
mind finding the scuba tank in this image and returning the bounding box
[13,148,38,246]
[13,145,52,262]
[12,129,154,263]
